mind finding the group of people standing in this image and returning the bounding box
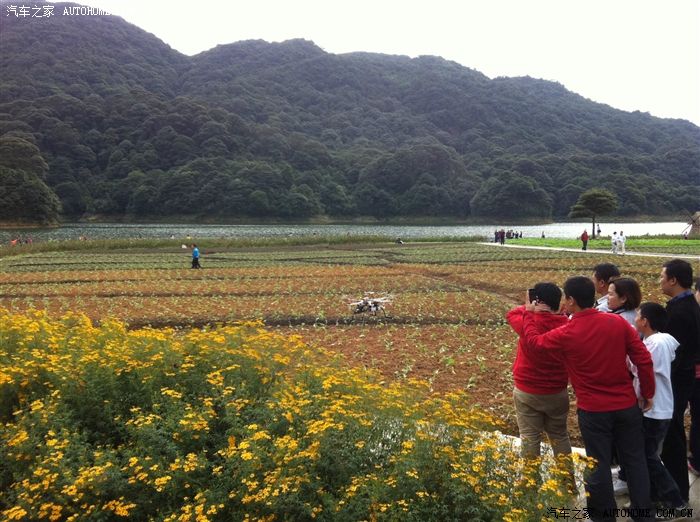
[612,231,627,255]
[9,237,33,246]
[507,259,700,521]
[494,229,523,244]
[578,228,626,254]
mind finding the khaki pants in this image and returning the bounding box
[513,387,571,457]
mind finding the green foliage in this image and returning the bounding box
[470,173,552,219]
[1,10,698,222]
[0,166,61,225]
[569,188,618,237]
[510,236,700,255]
[568,188,618,219]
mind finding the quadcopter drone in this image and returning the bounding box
[344,292,395,323]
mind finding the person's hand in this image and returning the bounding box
[534,303,552,313]
[525,290,536,312]
[639,397,654,413]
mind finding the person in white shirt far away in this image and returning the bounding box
[617,231,626,255]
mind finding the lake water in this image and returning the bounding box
[0,221,689,243]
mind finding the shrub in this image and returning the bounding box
[0,309,583,521]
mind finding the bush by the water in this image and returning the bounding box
[0,309,583,521]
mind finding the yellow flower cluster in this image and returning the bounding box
[0,308,588,521]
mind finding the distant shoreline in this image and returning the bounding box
[1,214,687,229]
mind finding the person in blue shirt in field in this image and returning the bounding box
[191,244,201,269]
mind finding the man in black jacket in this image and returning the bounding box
[659,259,700,503]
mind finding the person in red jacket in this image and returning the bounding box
[581,229,589,251]
[506,282,571,458]
[522,275,655,522]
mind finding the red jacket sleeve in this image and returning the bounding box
[505,306,525,336]
[522,311,566,350]
[626,324,655,400]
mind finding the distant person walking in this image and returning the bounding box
[597,224,602,236]
[581,229,589,251]
[611,232,618,254]
[617,231,626,255]
[499,229,505,245]
[191,244,201,269]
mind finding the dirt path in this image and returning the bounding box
[479,242,700,259]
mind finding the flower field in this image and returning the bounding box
[0,240,689,520]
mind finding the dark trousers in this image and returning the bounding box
[643,417,684,508]
[582,240,588,250]
[687,377,700,469]
[192,257,200,269]
[660,376,694,502]
[577,405,653,522]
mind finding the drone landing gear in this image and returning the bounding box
[349,305,393,324]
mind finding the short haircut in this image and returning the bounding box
[662,259,693,289]
[608,277,642,311]
[593,263,621,284]
[563,276,595,309]
[533,282,563,311]
[639,302,667,332]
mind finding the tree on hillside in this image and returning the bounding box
[568,188,618,239]
[0,166,62,225]
[470,173,553,219]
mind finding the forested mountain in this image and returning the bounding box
[1,2,698,224]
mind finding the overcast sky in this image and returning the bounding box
[58,1,699,126]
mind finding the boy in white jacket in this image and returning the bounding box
[634,302,686,514]
[617,231,627,255]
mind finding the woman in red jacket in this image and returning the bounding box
[506,282,571,457]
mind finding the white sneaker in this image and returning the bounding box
[613,478,628,496]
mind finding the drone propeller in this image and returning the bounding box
[344,292,395,308]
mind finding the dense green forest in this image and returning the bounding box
[1,2,698,224]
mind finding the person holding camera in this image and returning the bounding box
[506,282,571,458]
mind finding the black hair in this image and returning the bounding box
[662,259,693,289]
[608,277,642,311]
[694,278,700,292]
[563,276,596,309]
[533,282,563,311]
[593,263,621,284]
[639,302,667,332]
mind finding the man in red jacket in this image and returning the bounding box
[523,275,655,522]
[506,282,571,458]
